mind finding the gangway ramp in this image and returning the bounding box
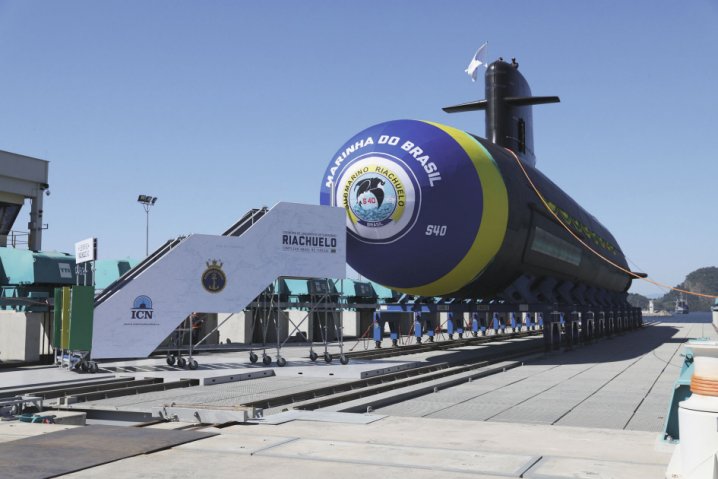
[95,207,269,308]
[222,206,268,236]
[91,203,345,359]
[94,237,185,308]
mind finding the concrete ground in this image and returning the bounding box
[0,313,711,478]
[374,316,716,433]
[2,413,673,478]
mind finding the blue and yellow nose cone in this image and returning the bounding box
[320,119,509,297]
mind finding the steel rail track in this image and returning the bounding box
[243,338,545,411]
[345,329,543,360]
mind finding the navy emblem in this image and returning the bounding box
[202,259,226,293]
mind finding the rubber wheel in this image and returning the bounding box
[80,361,89,372]
[166,355,176,366]
[277,357,287,367]
[324,352,332,363]
[309,351,318,362]
[262,355,272,366]
[89,362,99,374]
[188,359,198,370]
[177,357,187,368]
[339,354,349,365]
[249,352,258,364]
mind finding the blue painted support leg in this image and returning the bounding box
[510,312,517,333]
[414,312,423,344]
[426,315,435,342]
[471,312,479,337]
[537,312,544,330]
[387,317,399,346]
[525,313,533,330]
[480,312,487,336]
[457,312,465,339]
[373,311,382,348]
[447,312,455,339]
[492,313,500,334]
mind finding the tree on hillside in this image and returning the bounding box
[627,293,650,310]
[654,267,718,311]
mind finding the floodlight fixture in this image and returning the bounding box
[137,194,158,256]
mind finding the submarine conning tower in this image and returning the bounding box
[443,58,560,167]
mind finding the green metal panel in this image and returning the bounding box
[0,248,76,286]
[1,286,19,310]
[124,258,141,271]
[52,288,63,348]
[68,286,94,351]
[284,279,309,295]
[33,251,75,285]
[60,287,71,349]
[0,248,35,285]
[276,278,290,296]
[94,259,119,290]
[334,279,353,295]
[369,282,398,301]
[95,258,140,289]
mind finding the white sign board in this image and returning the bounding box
[75,237,97,264]
[92,203,346,359]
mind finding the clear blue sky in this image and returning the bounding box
[1,0,716,297]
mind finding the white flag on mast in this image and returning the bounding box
[465,42,488,82]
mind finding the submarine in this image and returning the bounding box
[319,59,633,306]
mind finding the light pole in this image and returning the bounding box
[137,195,157,256]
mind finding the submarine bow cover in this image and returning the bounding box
[320,119,632,300]
[320,119,509,297]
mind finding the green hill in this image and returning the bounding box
[627,293,650,310]
[653,266,718,312]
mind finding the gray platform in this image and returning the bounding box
[0,424,215,479]
[55,413,673,479]
[0,314,710,478]
[374,316,717,432]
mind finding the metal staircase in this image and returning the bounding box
[95,206,269,307]
[94,237,186,307]
[222,207,269,237]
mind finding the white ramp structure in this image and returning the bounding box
[92,203,346,359]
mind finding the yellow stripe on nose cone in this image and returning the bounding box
[398,121,509,297]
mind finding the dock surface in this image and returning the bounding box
[0,313,712,478]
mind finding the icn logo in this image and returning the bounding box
[131,295,154,320]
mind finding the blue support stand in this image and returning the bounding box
[457,313,465,338]
[414,312,423,344]
[372,311,382,348]
[425,314,435,342]
[537,312,544,329]
[471,312,479,337]
[492,313,500,334]
[447,312,464,339]
[525,313,533,330]
[510,312,518,332]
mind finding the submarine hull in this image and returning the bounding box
[319,119,630,300]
